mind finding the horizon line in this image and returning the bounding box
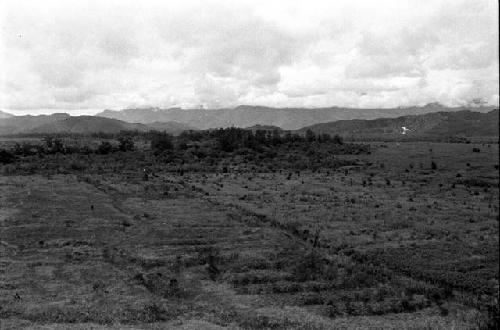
[2,102,499,117]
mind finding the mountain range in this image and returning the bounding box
[0,110,14,119]
[300,109,499,139]
[0,105,497,137]
[96,104,496,130]
[0,114,193,135]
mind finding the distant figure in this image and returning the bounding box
[401,127,410,135]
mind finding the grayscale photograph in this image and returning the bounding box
[0,0,498,329]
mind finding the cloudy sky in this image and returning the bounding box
[0,0,498,115]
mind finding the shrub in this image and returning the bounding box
[151,132,173,152]
[332,134,343,145]
[118,136,134,151]
[305,129,316,142]
[290,249,337,282]
[43,136,64,153]
[97,141,114,155]
[70,161,87,171]
[13,143,42,156]
[52,138,65,153]
[0,149,16,164]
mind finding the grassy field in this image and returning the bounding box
[0,140,498,329]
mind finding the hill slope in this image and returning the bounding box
[97,104,497,130]
[244,124,283,132]
[146,121,197,135]
[0,110,14,119]
[0,113,71,135]
[28,116,149,134]
[0,114,196,135]
[300,109,499,139]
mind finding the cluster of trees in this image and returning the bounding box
[0,149,16,164]
[210,128,343,152]
[148,128,344,153]
[0,128,349,164]
[0,134,137,162]
[150,132,174,153]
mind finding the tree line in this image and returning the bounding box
[0,128,345,163]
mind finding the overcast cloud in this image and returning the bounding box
[0,0,498,114]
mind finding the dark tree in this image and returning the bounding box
[318,133,331,143]
[271,129,282,145]
[43,136,54,149]
[332,134,343,145]
[151,132,174,152]
[0,149,15,164]
[305,129,316,142]
[52,138,65,153]
[254,130,267,146]
[97,141,114,154]
[118,136,134,152]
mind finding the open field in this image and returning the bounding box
[1,140,498,329]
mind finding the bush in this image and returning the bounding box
[13,143,42,156]
[118,136,134,151]
[0,149,16,164]
[151,132,173,152]
[53,138,64,153]
[305,129,316,142]
[97,141,114,155]
[70,160,87,171]
[332,134,343,145]
[43,136,64,153]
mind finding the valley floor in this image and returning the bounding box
[1,142,498,329]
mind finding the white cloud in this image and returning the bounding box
[0,0,498,114]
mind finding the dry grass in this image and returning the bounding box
[0,142,498,329]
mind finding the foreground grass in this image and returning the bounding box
[0,142,498,329]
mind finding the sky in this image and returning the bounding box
[0,0,498,115]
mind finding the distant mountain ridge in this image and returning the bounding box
[0,110,14,119]
[0,106,497,138]
[0,114,193,135]
[146,121,196,135]
[0,113,71,135]
[244,124,283,132]
[96,104,497,130]
[29,116,149,134]
[299,109,499,139]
